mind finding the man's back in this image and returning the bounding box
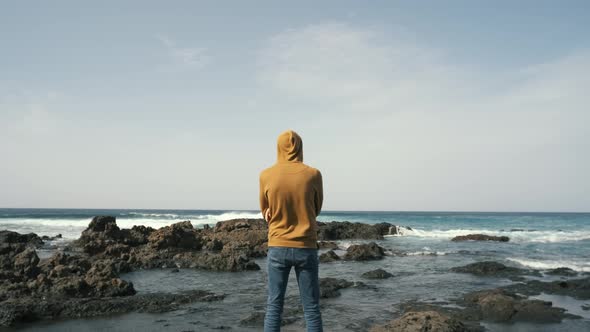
[260,161,323,248]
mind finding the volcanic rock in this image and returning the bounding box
[362,268,394,279]
[319,278,354,298]
[451,234,509,242]
[344,242,385,261]
[451,261,525,278]
[317,221,394,240]
[317,241,338,249]
[503,277,590,300]
[462,288,576,323]
[546,267,578,276]
[319,250,340,263]
[147,221,202,250]
[0,230,44,248]
[370,311,471,332]
[0,290,223,327]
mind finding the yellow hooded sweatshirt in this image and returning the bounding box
[259,130,323,248]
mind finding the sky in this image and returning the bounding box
[1,1,589,212]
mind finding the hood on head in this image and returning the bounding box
[277,130,303,163]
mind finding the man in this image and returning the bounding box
[259,130,324,332]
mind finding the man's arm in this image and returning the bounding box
[259,175,270,219]
[314,170,323,216]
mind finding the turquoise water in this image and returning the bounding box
[1,209,589,331]
[2,209,589,272]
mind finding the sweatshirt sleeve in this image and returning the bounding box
[314,170,323,216]
[259,173,269,214]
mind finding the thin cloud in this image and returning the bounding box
[256,22,590,211]
[0,91,62,136]
[155,34,210,70]
[258,22,589,115]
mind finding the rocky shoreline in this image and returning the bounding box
[1,217,588,331]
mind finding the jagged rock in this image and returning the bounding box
[239,311,298,328]
[82,216,121,238]
[503,277,590,300]
[318,278,371,298]
[320,278,354,298]
[76,216,123,254]
[209,219,268,257]
[317,222,394,240]
[205,239,224,252]
[120,226,155,246]
[147,221,202,250]
[134,250,260,272]
[451,234,509,242]
[370,311,471,332]
[344,242,385,261]
[13,247,40,278]
[41,234,62,241]
[214,218,267,232]
[362,268,393,279]
[317,241,338,249]
[319,250,340,263]
[451,261,526,278]
[0,230,44,248]
[462,289,575,323]
[103,244,132,257]
[0,290,223,327]
[546,267,578,276]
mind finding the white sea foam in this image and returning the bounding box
[126,212,180,218]
[405,250,449,256]
[507,257,590,272]
[397,228,590,243]
[0,211,263,241]
[385,225,414,236]
[0,218,89,240]
[192,212,262,221]
[125,211,262,221]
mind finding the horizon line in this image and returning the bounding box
[0,207,588,214]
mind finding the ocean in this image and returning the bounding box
[1,209,589,331]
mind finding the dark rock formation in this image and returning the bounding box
[503,277,590,300]
[319,278,354,298]
[370,311,472,332]
[147,221,202,250]
[121,225,155,246]
[0,290,223,327]
[208,218,268,258]
[317,241,338,249]
[239,311,298,328]
[461,288,577,323]
[451,234,509,242]
[317,221,394,240]
[362,268,393,279]
[73,217,261,272]
[546,267,578,276]
[76,216,123,254]
[0,230,44,248]
[41,234,62,241]
[319,250,340,263]
[344,242,385,261]
[1,249,135,300]
[451,261,527,278]
[1,226,231,327]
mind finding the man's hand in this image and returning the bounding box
[264,208,271,222]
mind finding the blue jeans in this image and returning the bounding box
[264,247,323,332]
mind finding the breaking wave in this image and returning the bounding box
[394,227,590,243]
[0,211,262,241]
[507,257,590,272]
